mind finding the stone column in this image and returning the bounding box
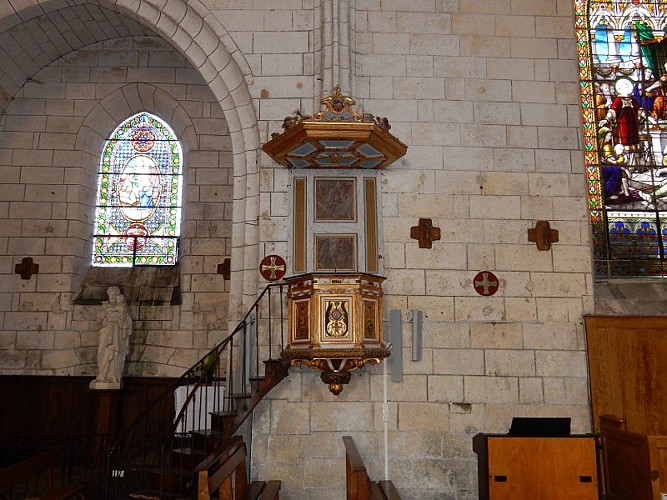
[315,0,354,111]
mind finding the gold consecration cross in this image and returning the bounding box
[261,256,286,280]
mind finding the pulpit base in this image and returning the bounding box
[282,346,390,394]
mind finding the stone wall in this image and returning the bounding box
[1,36,232,376]
[245,1,593,499]
[0,1,597,499]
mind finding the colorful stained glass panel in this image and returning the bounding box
[577,0,667,278]
[92,112,183,266]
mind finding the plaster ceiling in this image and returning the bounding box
[0,3,158,115]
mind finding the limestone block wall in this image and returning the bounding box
[242,1,595,499]
[0,36,232,376]
[0,0,598,499]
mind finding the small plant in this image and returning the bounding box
[194,351,219,383]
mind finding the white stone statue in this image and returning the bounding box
[90,286,132,390]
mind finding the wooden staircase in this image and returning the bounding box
[102,283,290,500]
[208,360,290,445]
[133,360,289,499]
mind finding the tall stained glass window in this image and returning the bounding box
[577,0,667,278]
[93,112,183,266]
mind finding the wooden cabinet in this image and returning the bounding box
[473,434,599,500]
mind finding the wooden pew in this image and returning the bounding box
[196,436,280,500]
[0,448,84,500]
[343,436,400,500]
[599,414,667,500]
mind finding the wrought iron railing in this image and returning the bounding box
[90,282,289,499]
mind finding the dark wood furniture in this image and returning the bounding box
[598,414,667,500]
[196,436,281,500]
[585,315,667,499]
[343,436,400,500]
[0,376,176,449]
[0,448,84,500]
[472,434,599,500]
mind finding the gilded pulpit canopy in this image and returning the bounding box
[262,86,407,170]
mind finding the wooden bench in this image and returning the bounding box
[0,448,84,500]
[196,436,281,500]
[343,436,400,500]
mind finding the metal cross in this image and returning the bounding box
[15,257,39,280]
[528,220,559,251]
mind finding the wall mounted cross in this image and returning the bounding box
[15,257,39,280]
[528,220,559,251]
[217,258,231,280]
[410,218,441,249]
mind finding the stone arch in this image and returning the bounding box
[73,83,200,285]
[77,83,198,158]
[1,0,261,310]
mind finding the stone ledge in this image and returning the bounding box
[594,280,667,316]
[74,266,180,305]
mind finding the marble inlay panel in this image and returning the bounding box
[315,235,356,271]
[315,178,356,221]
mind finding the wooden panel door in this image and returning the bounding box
[585,315,667,436]
[486,437,598,500]
[585,316,667,500]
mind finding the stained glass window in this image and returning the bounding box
[577,0,667,278]
[92,112,183,266]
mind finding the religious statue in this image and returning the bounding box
[90,286,132,389]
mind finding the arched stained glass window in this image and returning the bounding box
[577,0,667,278]
[92,112,183,266]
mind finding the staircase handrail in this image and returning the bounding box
[106,281,287,454]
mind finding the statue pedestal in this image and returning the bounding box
[90,386,123,462]
[89,380,123,391]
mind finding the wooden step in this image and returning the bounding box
[248,377,266,390]
[264,359,290,379]
[210,411,239,436]
[232,392,252,411]
[172,447,207,467]
[210,410,237,418]
[192,429,222,453]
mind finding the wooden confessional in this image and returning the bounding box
[585,315,667,500]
